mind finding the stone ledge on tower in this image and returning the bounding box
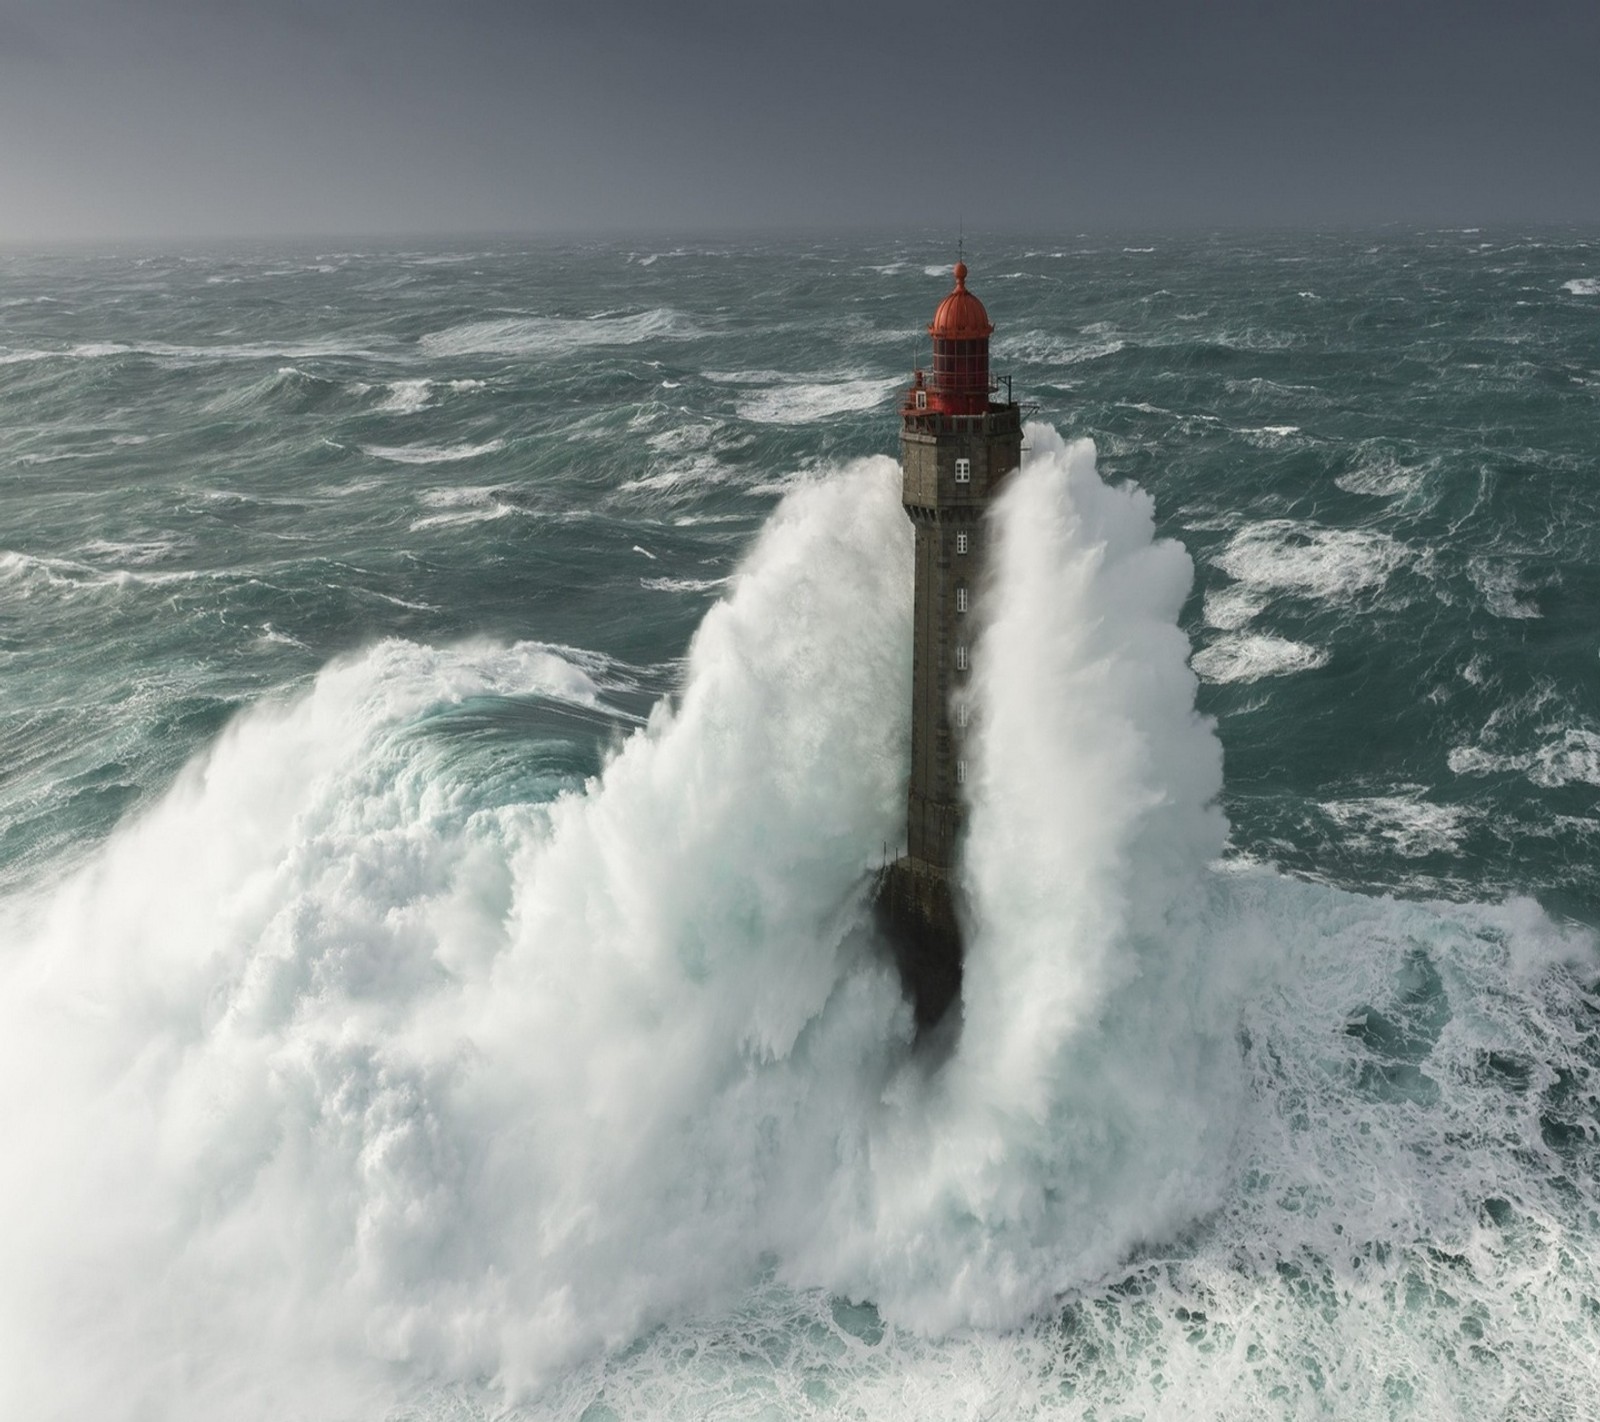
[874,855,963,1032]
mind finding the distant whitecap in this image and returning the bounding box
[734,376,902,425]
[363,438,505,464]
[1214,520,1411,602]
[418,307,699,358]
[377,379,434,413]
[1450,728,1600,788]
[1320,792,1478,857]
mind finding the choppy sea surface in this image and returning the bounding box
[2,232,1598,1420]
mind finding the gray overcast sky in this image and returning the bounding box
[0,0,1596,241]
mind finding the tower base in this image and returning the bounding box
[873,856,964,1032]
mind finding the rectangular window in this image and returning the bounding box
[956,532,969,555]
[956,586,968,613]
[915,389,927,410]
[956,759,967,785]
[955,458,971,484]
[956,702,969,728]
[955,644,968,671]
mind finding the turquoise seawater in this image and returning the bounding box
[2,233,1599,1419]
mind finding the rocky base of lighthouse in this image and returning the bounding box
[873,856,964,1032]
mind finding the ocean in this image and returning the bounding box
[2,232,1598,1419]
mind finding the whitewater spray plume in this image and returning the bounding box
[804,426,1248,1330]
[0,430,1256,1418]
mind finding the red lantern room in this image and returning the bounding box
[908,261,996,418]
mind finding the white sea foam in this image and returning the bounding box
[1239,423,1302,447]
[0,550,207,598]
[1203,583,1270,629]
[1214,519,1411,602]
[0,550,100,594]
[1562,278,1599,296]
[409,485,521,530]
[641,575,729,593]
[418,307,699,358]
[1192,632,1331,683]
[1223,375,1325,403]
[619,453,735,495]
[409,505,517,531]
[629,248,711,267]
[1,336,390,366]
[15,450,96,465]
[997,330,1127,366]
[365,439,505,465]
[1214,325,1297,353]
[418,486,503,509]
[1450,727,1600,788]
[75,538,185,566]
[1468,557,1542,619]
[1337,448,1437,498]
[645,420,719,454]
[255,623,309,651]
[0,341,132,365]
[378,378,434,413]
[735,375,902,424]
[1320,792,1478,856]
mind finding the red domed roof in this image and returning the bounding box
[928,261,993,340]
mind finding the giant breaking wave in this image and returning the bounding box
[2,428,1595,1420]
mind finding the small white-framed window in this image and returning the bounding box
[956,531,969,555]
[955,458,971,484]
[956,586,968,614]
[956,701,969,728]
[956,759,967,785]
[955,644,968,671]
[915,389,927,409]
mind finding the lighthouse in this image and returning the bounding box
[878,261,1023,1029]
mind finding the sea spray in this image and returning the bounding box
[0,639,622,1418]
[0,458,918,1416]
[805,427,1247,1331]
[451,458,917,1388]
[959,426,1243,1275]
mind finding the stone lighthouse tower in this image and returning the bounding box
[878,261,1023,1029]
